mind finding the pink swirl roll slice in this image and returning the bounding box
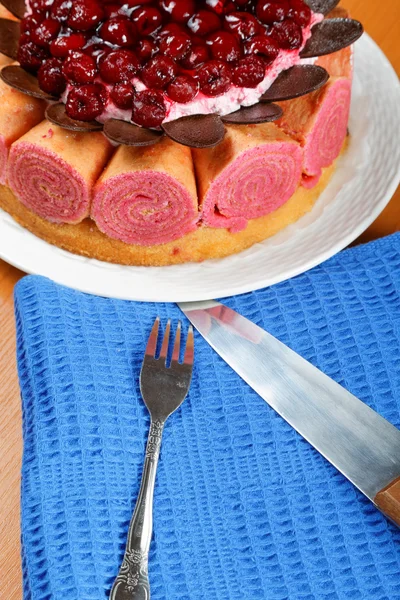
[8,120,112,223]
[194,123,303,232]
[277,76,351,185]
[92,137,198,246]
[0,79,45,183]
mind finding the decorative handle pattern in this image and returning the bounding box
[110,420,164,600]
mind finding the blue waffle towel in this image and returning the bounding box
[15,234,400,600]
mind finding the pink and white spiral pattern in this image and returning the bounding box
[92,171,198,246]
[202,142,303,232]
[7,142,91,223]
[303,78,351,179]
[0,135,7,185]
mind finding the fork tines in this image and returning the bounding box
[145,317,194,365]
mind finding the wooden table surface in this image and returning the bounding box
[0,1,399,596]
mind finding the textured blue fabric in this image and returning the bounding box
[15,233,400,600]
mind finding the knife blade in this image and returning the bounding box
[179,300,400,526]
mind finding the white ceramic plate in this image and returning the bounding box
[0,34,399,302]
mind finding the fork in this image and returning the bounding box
[110,317,194,600]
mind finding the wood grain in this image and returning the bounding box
[0,2,399,597]
[374,476,400,527]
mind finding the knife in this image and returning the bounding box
[179,300,400,526]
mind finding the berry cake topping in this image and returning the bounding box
[17,0,322,126]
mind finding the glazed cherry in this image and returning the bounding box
[197,60,231,96]
[159,0,195,24]
[289,0,311,26]
[18,42,49,72]
[141,55,177,89]
[166,74,199,103]
[224,12,261,39]
[98,49,139,84]
[38,57,66,94]
[180,44,210,69]
[135,38,157,64]
[132,7,163,36]
[132,90,166,127]
[187,10,221,36]
[244,34,279,63]
[66,83,107,120]
[256,1,290,25]
[51,0,72,22]
[29,0,53,14]
[100,17,137,46]
[50,33,87,58]
[104,3,123,19]
[159,32,192,60]
[67,0,105,31]
[63,51,97,84]
[31,18,61,48]
[110,82,135,108]
[270,19,303,49]
[232,55,265,87]
[207,31,242,62]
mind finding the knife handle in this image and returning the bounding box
[374,476,400,526]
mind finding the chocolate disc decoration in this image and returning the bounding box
[221,103,283,125]
[0,0,25,19]
[104,119,164,147]
[260,65,329,103]
[0,64,56,99]
[304,0,340,15]
[300,18,363,58]
[0,18,20,60]
[46,103,103,132]
[162,114,225,149]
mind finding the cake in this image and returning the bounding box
[0,0,363,266]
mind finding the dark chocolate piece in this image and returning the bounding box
[162,114,225,148]
[304,0,340,15]
[0,0,25,19]
[0,64,55,99]
[0,18,19,60]
[300,18,363,58]
[260,65,329,102]
[103,119,164,147]
[46,103,103,132]
[221,103,283,124]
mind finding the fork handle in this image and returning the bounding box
[110,419,164,600]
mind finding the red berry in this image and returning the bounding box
[180,44,209,69]
[132,6,163,36]
[50,33,87,58]
[29,0,53,14]
[51,0,72,22]
[67,0,105,31]
[104,3,123,19]
[98,49,139,83]
[38,57,66,94]
[166,74,199,103]
[244,35,279,64]
[63,51,97,84]
[31,18,61,48]
[132,90,166,128]
[187,10,221,36]
[141,55,177,89]
[159,32,191,60]
[224,12,261,39]
[289,0,311,26]
[256,1,290,25]
[66,83,107,120]
[197,60,231,96]
[270,19,303,49]
[159,0,195,24]
[100,17,137,46]
[136,37,159,63]
[18,42,49,72]
[232,55,265,87]
[207,31,242,62]
[110,82,135,108]
[21,14,44,36]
